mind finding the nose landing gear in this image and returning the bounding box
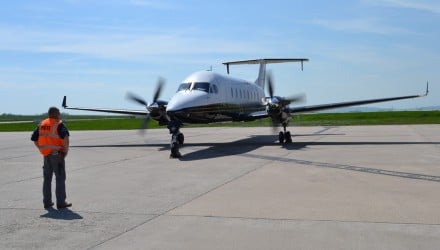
[168,119,184,158]
[278,122,292,144]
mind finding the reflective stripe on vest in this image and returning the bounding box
[37,118,65,156]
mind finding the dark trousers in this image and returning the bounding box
[43,154,66,206]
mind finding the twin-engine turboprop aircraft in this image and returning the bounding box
[62,58,428,157]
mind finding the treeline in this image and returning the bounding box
[1,113,70,121]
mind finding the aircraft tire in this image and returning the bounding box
[285,131,292,143]
[177,133,184,145]
[278,132,285,144]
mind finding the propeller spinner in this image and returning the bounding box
[126,78,168,133]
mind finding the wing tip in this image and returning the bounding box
[426,81,429,96]
[62,96,67,108]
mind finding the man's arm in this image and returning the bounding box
[57,122,70,157]
[63,136,69,158]
[31,128,39,149]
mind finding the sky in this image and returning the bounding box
[0,0,439,115]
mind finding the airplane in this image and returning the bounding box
[62,58,429,157]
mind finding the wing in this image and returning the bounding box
[62,96,148,116]
[289,83,429,114]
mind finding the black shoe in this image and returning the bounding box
[44,202,54,209]
[57,202,72,209]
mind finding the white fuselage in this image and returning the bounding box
[166,71,266,123]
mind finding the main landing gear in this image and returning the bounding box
[168,120,184,158]
[278,122,292,144]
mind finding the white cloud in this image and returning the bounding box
[365,0,440,14]
[0,25,264,61]
[312,18,410,35]
[127,0,179,9]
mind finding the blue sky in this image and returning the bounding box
[0,0,438,115]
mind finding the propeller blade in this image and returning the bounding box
[153,77,165,103]
[281,94,306,106]
[138,114,151,136]
[127,92,148,107]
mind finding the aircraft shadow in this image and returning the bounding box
[179,138,440,161]
[40,208,83,220]
[71,136,440,182]
[180,135,280,161]
[71,135,439,162]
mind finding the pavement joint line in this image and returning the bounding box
[0,175,41,187]
[0,207,160,217]
[86,148,291,249]
[0,155,148,187]
[0,153,36,161]
[68,155,148,173]
[166,214,440,227]
[85,215,164,250]
[240,153,440,183]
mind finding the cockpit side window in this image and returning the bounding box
[210,84,218,94]
[177,83,192,92]
[193,82,210,92]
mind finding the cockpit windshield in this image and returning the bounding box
[176,82,211,93]
[177,83,191,92]
[193,82,210,92]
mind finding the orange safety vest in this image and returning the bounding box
[37,118,65,156]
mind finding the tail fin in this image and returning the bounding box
[222,58,308,89]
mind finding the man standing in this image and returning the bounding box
[31,107,72,209]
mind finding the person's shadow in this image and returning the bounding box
[40,207,83,220]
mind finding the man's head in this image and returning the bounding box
[48,107,60,119]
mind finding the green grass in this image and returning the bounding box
[291,111,440,126]
[1,111,439,132]
[0,116,153,132]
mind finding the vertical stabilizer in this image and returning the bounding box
[256,60,266,89]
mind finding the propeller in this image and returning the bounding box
[126,78,167,134]
[265,71,305,131]
[126,92,149,107]
[153,77,164,103]
[265,72,305,106]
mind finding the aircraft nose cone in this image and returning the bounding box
[166,93,188,112]
[166,91,207,113]
[166,96,185,112]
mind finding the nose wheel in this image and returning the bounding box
[278,131,292,144]
[278,123,292,144]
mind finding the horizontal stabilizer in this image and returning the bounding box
[223,58,309,74]
[223,58,308,65]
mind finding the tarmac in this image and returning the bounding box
[1,125,439,250]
